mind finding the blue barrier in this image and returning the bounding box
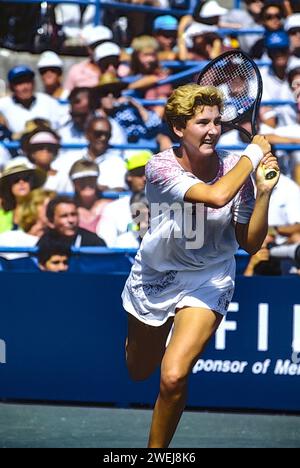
[4,141,300,153]
[0,247,248,274]
[0,271,299,411]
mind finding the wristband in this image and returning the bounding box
[242,144,264,171]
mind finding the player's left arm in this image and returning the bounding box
[235,153,280,255]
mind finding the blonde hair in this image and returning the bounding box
[165,83,224,131]
[18,188,56,233]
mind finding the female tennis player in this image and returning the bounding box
[122,84,279,448]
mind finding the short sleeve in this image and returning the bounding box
[232,176,255,224]
[145,152,200,204]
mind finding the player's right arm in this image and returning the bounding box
[184,136,271,208]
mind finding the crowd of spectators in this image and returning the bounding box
[0,0,300,275]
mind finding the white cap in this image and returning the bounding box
[199,0,228,18]
[184,22,217,48]
[37,51,63,69]
[82,25,113,46]
[93,42,121,62]
[287,56,300,73]
[284,14,300,32]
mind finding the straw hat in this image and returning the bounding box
[0,160,47,195]
[94,72,128,97]
[131,35,159,53]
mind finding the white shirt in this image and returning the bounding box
[260,67,296,126]
[0,231,38,260]
[0,92,65,133]
[58,117,126,148]
[268,173,300,228]
[138,148,254,273]
[53,147,127,190]
[97,195,139,247]
[55,4,96,39]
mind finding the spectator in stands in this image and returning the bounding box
[129,36,173,118]
[0,160,46,233]
[54,114,127,191]
[54,3,96,51]
[97,150,151,247]
[220,0,264,54]
[152,15,179,61]
[69,159,111,233]
[59,86,126,154]
[93,72,163,146]
[83,115,127,192]
[37,236,71,272]
[58,87,93,157]
[63,25,113,93]
[285,13,300,58]
[0,66,64,134]
[288,64,300,112]
[20,126,72,193]
[267,172,300,244]
[37,50,65,99]
[177,1,227,60]
[18,188,56,237]
[93,41,123,78]
[38,195,106,248]
[243,230,282,275]
[179,22,222,62]
[250,1,286,59]
[259,31,295,128]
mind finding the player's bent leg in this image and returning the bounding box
[126,313,173,381]
[148,306,223,448]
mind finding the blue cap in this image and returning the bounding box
[265,30,290,49]
[8,65,35,83]
[153,15,178,31]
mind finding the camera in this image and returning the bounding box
[269,243,300,269]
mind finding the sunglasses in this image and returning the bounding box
[98,57,120,70]
[289,28,300,35]
[10,174,32,184]
[91,129,111,139]
[39,67,62,75]
[30,143,59,152]
[71,111,89,119]
[264,13,282,20]
[75,177,97,188]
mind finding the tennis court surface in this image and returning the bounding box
[0,402,299,448]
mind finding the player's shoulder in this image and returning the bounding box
[146,147,181,181]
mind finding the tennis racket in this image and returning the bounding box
[197,50,277,180]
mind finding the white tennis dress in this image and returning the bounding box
[122,148,255,326]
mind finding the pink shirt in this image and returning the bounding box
[63,60,101,92]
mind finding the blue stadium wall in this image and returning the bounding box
[0,269,299,412]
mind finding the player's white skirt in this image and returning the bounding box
[122,256,236,327]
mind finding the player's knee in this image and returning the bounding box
[160,367,187,398]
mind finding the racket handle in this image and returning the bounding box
[264,168,278,180]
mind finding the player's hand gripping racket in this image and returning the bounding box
[197,50,277,180]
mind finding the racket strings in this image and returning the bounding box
[198,53,259,122]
